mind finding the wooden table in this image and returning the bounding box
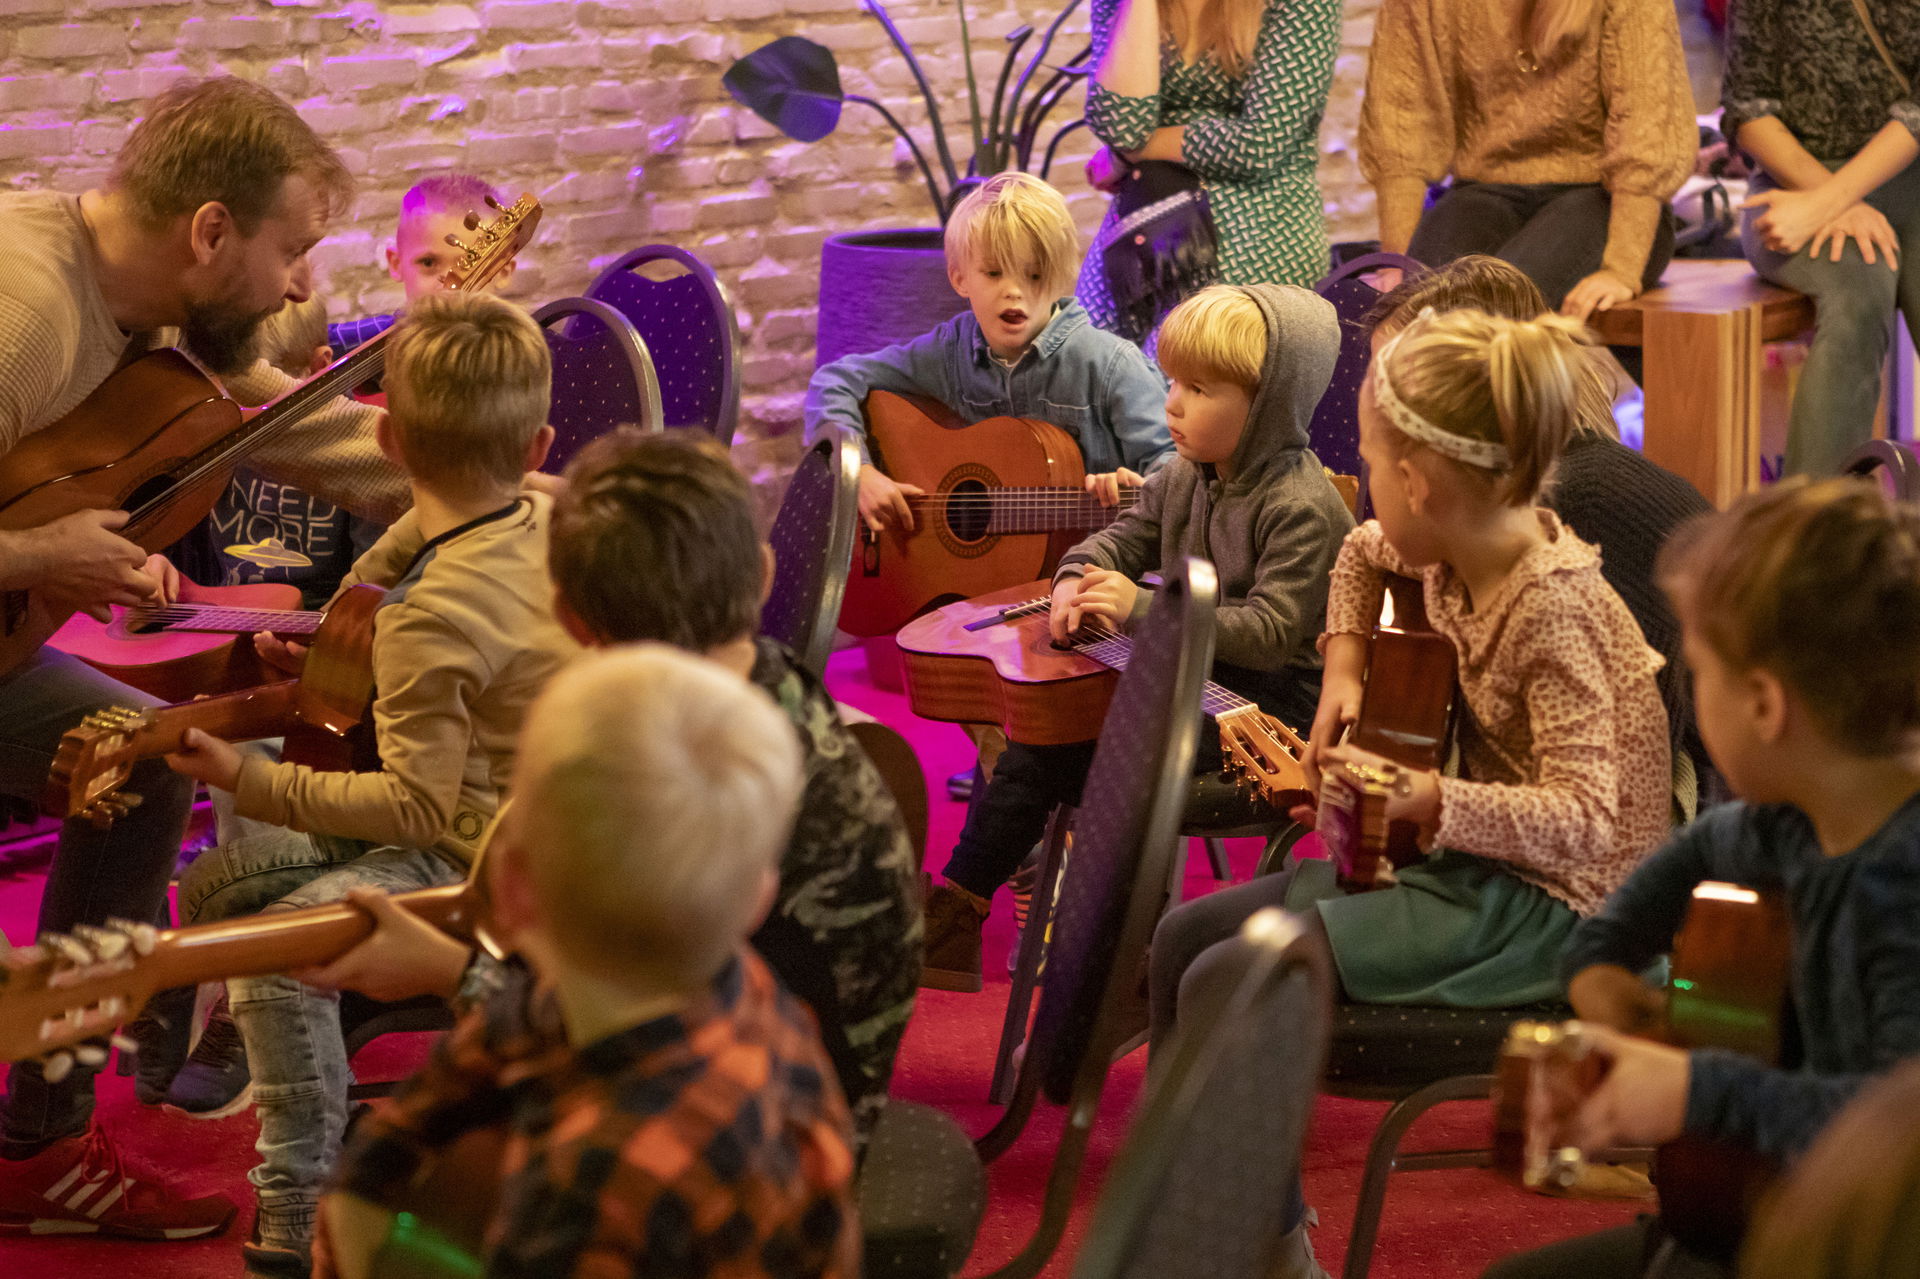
[1591,259,1815,505]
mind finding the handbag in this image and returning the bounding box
[1096,159,1222,345]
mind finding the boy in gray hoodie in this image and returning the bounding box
[921,283,1355,991]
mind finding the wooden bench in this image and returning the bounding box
[1590,259,1815,505]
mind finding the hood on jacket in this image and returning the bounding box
[1222,283,1341,486]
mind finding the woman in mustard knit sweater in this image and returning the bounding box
[1357,0,1695,322]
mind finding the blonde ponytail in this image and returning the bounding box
[1526,0,1599,65]
[1376,308,1595,506]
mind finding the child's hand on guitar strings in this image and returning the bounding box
[164,727,245,792]
[141,554,180,606]
[254,631,310,675]
[1083,468,1144,507]
[1313,742,1441,826]
[1059,569,1138,636]
[1562,1025,1691,1152]
[858,465,924,533]
[1567,963,1667,1036]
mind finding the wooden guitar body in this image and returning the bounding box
[841,391,1107,637]
[48,579,303,702]
[0,350,246,676]
[896,581,1116,746]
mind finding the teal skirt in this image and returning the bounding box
[1284,852,1577,1006]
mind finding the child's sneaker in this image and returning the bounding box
[0,1122,235,1240]
[165,993,253,1119]
[920,880,989,992]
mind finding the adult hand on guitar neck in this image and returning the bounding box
[1083,467,1144,507]
[1049,568,1138,643]
[164,727,245,792]
[858,464,924,533]
[4,508,157,621]
[1568,962,1667,1037]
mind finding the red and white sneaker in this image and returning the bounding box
[0,1123,235,1240]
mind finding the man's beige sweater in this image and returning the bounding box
[1358,0,1696,288]
[0,189,407,523]
[234,493,579,863]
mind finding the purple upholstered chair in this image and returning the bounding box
[584,245,743,449]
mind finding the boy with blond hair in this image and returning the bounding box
[805,171,1173,531]
[316,647,859,1279]
[920,282,1354,990]
[165,290,578,1278]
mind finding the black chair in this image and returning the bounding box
[860,556,1225,1279]
[1312,251,1425,507]
[1071,907,1333,1279]
[341,991,455,1102]
[533,296,663,476]
[1842,438,1920,501]
[760,426,860,678]
[584,245,743,447]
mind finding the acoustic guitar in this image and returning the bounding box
[1494,881,1793,1260]
[0,193,539,679]
[43,583,385,827]
[895,580,1311,810]
[839,390,1140,637]
[1315,575,1458,892]
[47,580,312,702]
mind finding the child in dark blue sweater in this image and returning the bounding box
[1485,478,1920,1278]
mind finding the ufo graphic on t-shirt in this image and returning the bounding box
[224,537,314,570]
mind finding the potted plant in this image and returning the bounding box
[725,0,1090,367]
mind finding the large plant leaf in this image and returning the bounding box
[724,36,846,143]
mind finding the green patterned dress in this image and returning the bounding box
[1078,0,1343,332]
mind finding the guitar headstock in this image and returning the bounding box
[1492,1019,1606,1192]
[43,706,154,827]
[0,919,161,1063]
[439,193,542,293]
[1217,708,1312,811]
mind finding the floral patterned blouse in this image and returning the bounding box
[1323,515,1672,917]
[1078,0,1343,329]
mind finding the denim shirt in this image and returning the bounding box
[802,299,1175,475]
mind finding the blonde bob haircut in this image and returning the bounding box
[384,291,552,489]
[1156,284,1265,391]
[1371,307,1591,507]
[511,645,804,986]
[944,171,1081,298]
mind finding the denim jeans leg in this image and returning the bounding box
[940,740,1096,901]
[0,649,194,1153]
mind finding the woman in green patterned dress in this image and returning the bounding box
[1077,0,1343,334]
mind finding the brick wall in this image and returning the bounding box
[0,0,1721,488]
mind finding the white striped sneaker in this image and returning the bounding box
[0,1122,235,1240]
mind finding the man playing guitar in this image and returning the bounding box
[0,76,404,1241]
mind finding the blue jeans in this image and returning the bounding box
[178,830,461,1244]
[0,648,194,1155]
[1743,161,1920,477]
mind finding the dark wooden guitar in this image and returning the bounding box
[839,390,1140,637]
[895,581,1312,810]
[1494,882,1793,1260]
[1315,575,1458,892]
[46,579,311,701]
[0,194,539,678]
[43,582,385,826]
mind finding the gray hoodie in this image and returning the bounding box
[1055,283,1354,726]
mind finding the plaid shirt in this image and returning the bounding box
[326,952,861,1279]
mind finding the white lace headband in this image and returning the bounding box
[1372,325,1512,472]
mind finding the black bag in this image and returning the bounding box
[1097,159,1222,344]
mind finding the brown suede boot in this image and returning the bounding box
[921,881,990,992]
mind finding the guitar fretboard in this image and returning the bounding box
[993,596,1253,718]
[121,604,326,636]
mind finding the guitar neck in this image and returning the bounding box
[125,603,327,637]
[125,680,299,758]
[158,883,476,987]
[982,488,1139,536]
[1063,615,1249,717]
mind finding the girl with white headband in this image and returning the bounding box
[1152,309,1673,1109]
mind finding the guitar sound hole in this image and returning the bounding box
[944,479,992,543]
[123,474,178,513]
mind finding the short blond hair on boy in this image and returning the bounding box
[249,296,329,379]
[943,171,1080,298]
[383,291,551,489]
[1156,284,1266,391]
[510,645,805,986]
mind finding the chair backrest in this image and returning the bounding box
[1311,252,1424,506]
[1843,438,1920,501]
[1070,909,1333,1279]
[584,245,743,448]
[844,719,929,861]
[760,426,861,678]
[532,296,663,476]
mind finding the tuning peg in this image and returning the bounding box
[69,924,131,964]
[37,932,90,965]
[485,193,503,210]
[443,233,471,252]
[104,918,159,956]
[463,211,481,230]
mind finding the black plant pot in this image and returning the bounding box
[815,228,970,369]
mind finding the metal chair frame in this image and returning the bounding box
[532,295,664,458]
[1843,438,1920,501]
[759,425,861,678]
[585,244,743,447]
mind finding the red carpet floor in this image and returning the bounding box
[0,646,1637,1278]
